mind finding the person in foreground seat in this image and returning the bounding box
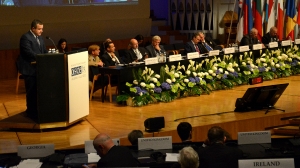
[128,129,144,145]
[172,146,199,168]
[177,122,193,143]
[85,133,137,168]
[197,126,243,168]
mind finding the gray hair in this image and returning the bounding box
[250,28,258,34]
[178,146,199,168]
[152,35,161,41]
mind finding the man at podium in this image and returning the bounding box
[18,19,48,120]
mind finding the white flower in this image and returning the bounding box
[256,59,261,64]
[139,92,143,96]
[155,74,160,78]
[208,70,213,74]
[288,58,292,62]
[212,73,216,76]
[263,63,267,67]
[140,82,146,87]
[152,78,158,83]
[271,62,275,66]
[260,58,266,62]
[172,78,176,82]
[213,66,217,71]
[265,68,269,72]
[228,63,233,67]
[233,62,239,67]
[184,79,189,83]
[197,73,202,77]
[250,64,255,68]
[238,68,240,72]
[242,62,246,66]
[275,64,280,68]
[133,80,138,85]
[219,68,223,73]
[224,71,229,75]
[228,68,234,72]
[205,72,209,76]
[247,57,251,61]
[186,70,191,75]
[193,72,197,77]
[149,83,155,88]
[278,56,282,60]
[166,79,172,84]
[174,73,179,78]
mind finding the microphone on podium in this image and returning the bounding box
[46,36,58,52]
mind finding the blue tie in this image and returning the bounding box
[204,42,212,51]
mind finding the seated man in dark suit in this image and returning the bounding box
[239,28,260,47]
[184,33,201,55]
[125,39,148,63]
[177,122,192,143]
[198,32,219,53]
[101,41,125,67]
[145,35,166,57]
[197,126,243,168]
[128,129,144,145]
[85,133,137,168]
[262,26,279,45]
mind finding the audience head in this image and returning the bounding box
[250,28,258,39]
[103,38,112,44]
[151,35,161,47]
[129,39,139,50]
[270,27,278,37]
[178,146,199,168]
[128,130,144,145]
[57,38,68,52]
[105,41,116,53]
[134,34,144,45]
[30,19,43,36]
[93,133,115,157]
[192,33,201,44]
[88,44,100,56]
[177,122,192,142]
[207,126,226,144]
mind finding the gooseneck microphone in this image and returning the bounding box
[46,36,58,51]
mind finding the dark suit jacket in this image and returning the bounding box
[197,143,244,168]
[262,32,279,44]
[97,146,137,167]
[145,45,166,58]
[199,37,219,53]
[240,35,259,47]
[125,47,147,63]
[18,31,48,76]
[184,41,201,54]
[101,52,124,67]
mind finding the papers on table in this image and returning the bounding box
[165,153,179,162]
[88,153,101,163]
[11,159,42,168]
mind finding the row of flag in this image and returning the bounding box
[236,0,300,42]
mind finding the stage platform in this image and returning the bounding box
[0,76,300,154]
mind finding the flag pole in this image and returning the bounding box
[227,0,238,47]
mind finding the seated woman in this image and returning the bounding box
[57,38,68,53]
[88,44,108,92]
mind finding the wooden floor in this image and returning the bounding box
[0,76,300,154]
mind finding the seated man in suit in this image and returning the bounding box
[145,35,166,57]
[262,26,279,45]
[128,129,144,145]
[184,33,201,55]
[240,28,260,47]
[198,32,219,53]
[101,41,125,67]
[177,122,192,143]
[84,133,137,168]
[197,126,243,168]
[125,39,148,63]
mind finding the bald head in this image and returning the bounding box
[270,27,278,37]
[93,133,115,157]
[129,39,138,49]
[250,28,258,39]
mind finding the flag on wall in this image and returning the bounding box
[285,0,297,39]
[277,0,284,40]
[237,0,244,42]
[265,0,275,32]
[243,0,253,35]
[253,0,263,40]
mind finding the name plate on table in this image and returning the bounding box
[138,136,172,150]
[208,50,220,56]
[281,40,291,46]
[252,44,262,50]
[18,144,54,158]
[239,158,295,168]
[169,54,182,62]
[238,131,271,145]
[269,42,278,48]
[145,57,158,65]
[187,52,199,59]
[295,39,300,44]
[239,45,249,52]
[224,47,235,54]
[85,138,120,153]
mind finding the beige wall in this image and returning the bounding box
[0,0,151,50]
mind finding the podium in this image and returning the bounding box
[0,50,89,129]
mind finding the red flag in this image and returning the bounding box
[253,0,263,40]
[277,0,284,40]
[297,0,300,25]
